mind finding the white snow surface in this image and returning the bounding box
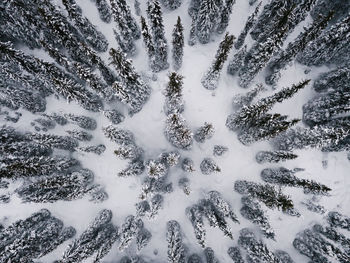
[1,0,350,262]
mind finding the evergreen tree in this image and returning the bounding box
[327,211,350,231]
[227,246,244,263]
[136,227,152,251]
[194,122,215,143]
[275,250,295,263]
[109,48,151,115]
[237,114,300,145]
[301,198,325,214]
[234,180,295,213]
[256,150,298,164]
[165,113,193,150]
[202,33,235,90]
[161,0,182,10]
[164,72,185,115]
[0,209,76,263]
[188,14,198,46]
[303,90,350,126]
[188,254,203,263]
[62,0,108,52]
[66,129,93,141]
[261,167,331,195]
[310,0,350,25]
[141,16,156,71]
[196,0,223,44]
[119,215,144,251]
[110,0,141,40]
[114,144,143,160]
[103,125,135,145]
[204,247,220,263]
[149,194,164,218]
[240,196,275,239]
[147,0,169,71]
[65,114,97,130]
[226,80,309,131]
[297,13,350,66]
[227,45,247,76]
[103,109,125,125]
[313,64,350,93]
[265,12,333,86]
[118,159,145,177]
[213,145,228,156]
[113,29,136,57]
[145,159,168,179]
[182,157,195,172]
[238,228,281,263]
[60,209,118,263]
[178,177,191,195]
[234,2,261,50]
[79,144,106,155]
[186,204,206,247]
[29,133,78,151]
[94,0,112,23]
[166,220,186,263]
[293,228,350,263]
[273,126,348,151]
[207,191,239,223]
[0,155,78,180]
[313,224,350,254]
[16,169,107,203]
[217,0,236,34]
[172,16,184,71]
[200,158,221,175]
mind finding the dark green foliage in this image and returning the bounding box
[240,196,275,239]
[109,48,151,115]
[103,109,125,125]
[118,159,145,177]
[256,151,298,164]
[66,130,93,141]
[16,169,107,203]
[60,209,118,263]
[29,133,78,151]
[202,33,235,90]
[166,220,186,263]
[65,114,97,130]
[0,209,76,263]
[301,199,325,214]
[216,0,236,34]
[188,254,203,263]
[234,180,295,213]
[136,227,152,251]
[114,144,143,160]
[141,15,156,70]
[275,250,295,263]
[182,157,195,172]
[172,16,184,70]
[103,125,135,145]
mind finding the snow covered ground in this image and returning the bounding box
[1,0,350,262]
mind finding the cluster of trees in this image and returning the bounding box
[226,80,309,145]
[186,191,239,247]
[188,0,236,45]
[0,209,76,262]
[164,73,193,149]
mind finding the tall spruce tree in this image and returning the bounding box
[172,16,184,71]
[216,0,236,34]
[93,0,112,23]
[160,0,182,10]
[109,48,151,115]
[141,16,156,71]
[202,33,235,90]
[147,0,169,71]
